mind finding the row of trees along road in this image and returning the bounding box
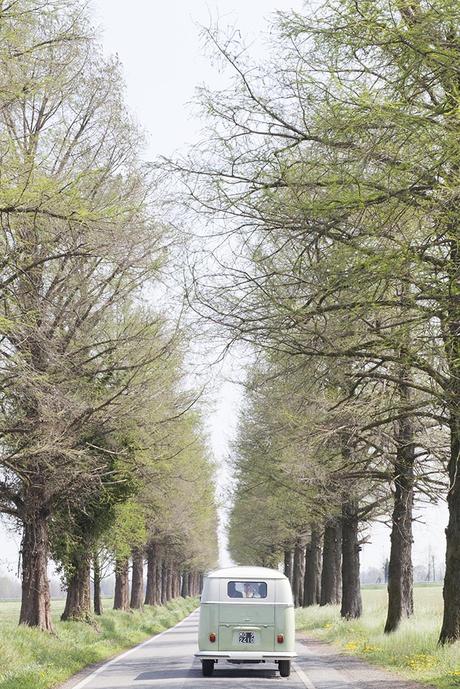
[166,0,460,644]
[0,0,218,631]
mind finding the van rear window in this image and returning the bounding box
[227,581,267,599]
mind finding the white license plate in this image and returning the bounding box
[238,631,255,644]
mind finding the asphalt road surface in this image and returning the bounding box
[65,611,424,689]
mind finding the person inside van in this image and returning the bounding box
[244,582,255,598]
[228,581,243,598]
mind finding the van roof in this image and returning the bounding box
[205,566,287,580]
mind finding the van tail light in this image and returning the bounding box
[277,634,284,644]
[209,632,216,643]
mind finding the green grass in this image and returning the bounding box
[296,587,460,689]
[0,597,198,689]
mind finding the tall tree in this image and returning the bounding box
[166,0,455,639]
[0,0,164,629]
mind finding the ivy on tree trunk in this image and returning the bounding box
[114,558,130,611]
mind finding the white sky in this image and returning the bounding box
[0,0,449,578]
[91,0,302,158]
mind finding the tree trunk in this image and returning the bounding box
[170,567,175,599]
[385,388,415,633]
[93,552,103,616]
[145,542,156,606]
[284,549,293,583]
[61,549,92,622]
[439,178,460,644]
[303,527,322,606]
[113,558,130,611]
[440,412,460,643]
[181,570,189,597]
[155,556,162,604]
[166,565,173,600]
[292,538,306,607]
[190,571,198,596]
[130,547,144,610]
[341,499,362,619]
[161,560,168,604]
[194,572,199,596]
[174,571,181,598]
[321,519,342,606]
[19,505,53,631]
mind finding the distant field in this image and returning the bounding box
[0,597,197,689]
[0,597,64,623]
[296,586,460,689]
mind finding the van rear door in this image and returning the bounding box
[218,580,275,652]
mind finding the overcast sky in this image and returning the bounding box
[91,0,303,158]
[0,0,448,578]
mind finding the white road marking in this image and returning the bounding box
[71,610,198,689]
[293,662,316,689]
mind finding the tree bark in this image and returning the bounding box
[155,556,162,604]
[130,547,144,610]
[303,527,322,606]
[181,570,189,597]
[190,571,199,596]
[61,549,92,622]
[384,388,415,633]
[161,560,168,604]
[439,224,460,644]
[93,552,103,616]
[170,567,176,599]
[174,571,181,598]
[113,558,130,611]
[440,412,460,643]
[145,542,156,606]
[321,519,342,605]
[341,499,362,619]
[292,538,306,607]
[284,549,293,583]
[19,503,53,631]
[166,564,173,600]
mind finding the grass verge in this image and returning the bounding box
[296,587,460,689]
[0,596,197,689]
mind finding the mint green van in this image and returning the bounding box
[195,566,296,678]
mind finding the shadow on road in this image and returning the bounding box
[135,664,280,682]
[213,668,279,679]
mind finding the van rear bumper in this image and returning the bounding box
[195,651,297,661]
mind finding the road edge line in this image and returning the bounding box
[69,609,198,689]
[293,662,316,689]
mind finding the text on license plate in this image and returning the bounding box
[238,631,255,644]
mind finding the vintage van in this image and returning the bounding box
[196,565,296,677]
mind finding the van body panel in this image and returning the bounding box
[274,605,295,651]
[198,603,219,652]
[218,603,275,624]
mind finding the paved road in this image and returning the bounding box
[66,611,423,689]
